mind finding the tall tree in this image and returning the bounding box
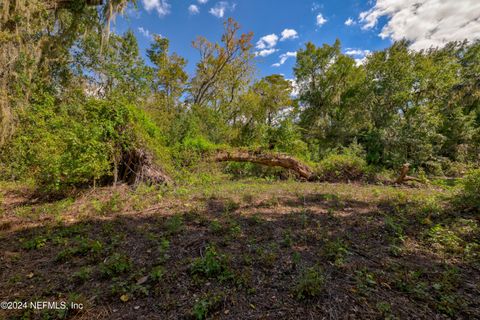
[294,40,366,158]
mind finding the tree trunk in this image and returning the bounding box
[215,150,314,180]
[395,163,423,184]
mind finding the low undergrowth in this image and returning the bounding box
[0,179,478,319]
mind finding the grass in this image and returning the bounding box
[0,178,478,319]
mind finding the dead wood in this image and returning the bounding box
[395,163,423,184]
[119,148,172,186]
[214,150,314,180]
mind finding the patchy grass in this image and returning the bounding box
[0,179,478,319]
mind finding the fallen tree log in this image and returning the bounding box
[215,150,314,180]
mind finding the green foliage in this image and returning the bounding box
[315,145,371,182]
[456,169,480,210]
[2,89,171,192]
[293,266,326,300]
[192,293,223,320]
[323,239,349,266]
[150,266,165,282]
[190,245,232,280]
[165,215,184,235]
[55,237,103,262]
[101,253,132,278]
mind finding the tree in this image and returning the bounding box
[294,40,367,159]
[147,36,188,110]
[189,18,254,108]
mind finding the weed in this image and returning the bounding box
[427,224,463,253]
[73,266,93,283]
[323,239,349,266]
[223,198,240,213]
[282,229,294,248]
[56,237,103,262]
[209,220,223,234]
[22,236,48,250]
[293,266,326,300]
[190,245,232,281]
[101,253,132,278]
[355,268,377,292]
[165,214,184,235]
[376,301,394,319]
[192,293,223,320]
[150,266,165,282]
[92,192,123,215]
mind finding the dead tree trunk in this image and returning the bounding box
[395,163,423,184]
[215,150,314,180]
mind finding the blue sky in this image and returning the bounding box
[114,0,480,79]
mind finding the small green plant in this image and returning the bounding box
[55,237,103,262]
[376,301,394,319]
[223,198,240,214]
[150,265,165,281]
[282,229,294,248]
[228,221,241,238]
[293,266,326,300]
[209,220,223,234]
[165,214,184,235]
[291,251,301,270]
[190,245,232,280]
[192,293,223,320]
[73,266,93,283]
[92,192,123,215]
[323,239,349,266]
[22,236,48,250]
[427,224,463,253]
[156,237,170,263]
[355,268,377,292]
[101,253,132,278]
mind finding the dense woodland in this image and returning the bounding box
[0,1,479,319]
[1,0,479,190]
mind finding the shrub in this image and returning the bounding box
[1,91,172,193]
[315,153,370,182]
[456,169,480,210]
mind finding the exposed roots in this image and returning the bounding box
[118,148,172,186]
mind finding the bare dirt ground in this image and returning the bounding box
[0,181,479,319]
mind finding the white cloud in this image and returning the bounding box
[256,34,279,50]
[287,78,299,96]
[316,13,327,26]
[189,4,200,14]
[345,49,371,56]
[198,0,208,3]
[256,48,278,57]
[359,0,480,50]
[138,27,153,39]
[280,29,299,41]
[345,17,355,26]
[142,0,171,17]
[209,1,235,18]
[355,57,367,66]
[272,51,297,67]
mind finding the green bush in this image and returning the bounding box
[1,91,171,192]
[456,169,480,210]
[315,151,370,182]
